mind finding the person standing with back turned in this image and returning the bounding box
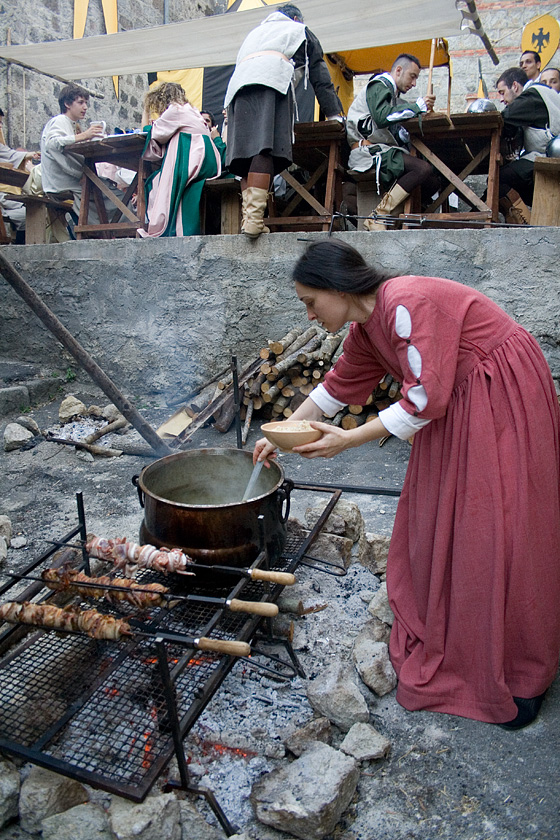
[224,3,343,238]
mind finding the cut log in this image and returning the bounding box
[341,412,367,430]
[296,334,324,363]
[268,326,304,356]
[84,416,128,444]
[213,392,238,433]
[388,380,400,398]
[262,383,281,403]
[271,334,324,377]
[242,398,254,445]
[249,372,267,397]
[348,404,363,415]
[325,409,345,427]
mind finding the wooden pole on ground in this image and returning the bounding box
[0,249,172,456]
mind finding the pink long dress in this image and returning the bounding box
[323,275,560,724]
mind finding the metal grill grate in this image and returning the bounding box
[0,485,341,801]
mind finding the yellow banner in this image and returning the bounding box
[73,0,119,97]
[521,14,560,71]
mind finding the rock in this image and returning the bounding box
[18,766,89,834]
[357,617,392,646]
[87,404,103,417]
[3,423,34,452]
[353,639,397,697]
[15,415,41,435]
[76,449,95,463]
[0,516,12,546]
[367,581,394,626]
[285,716,332,756]
[357,532,391,578]
[110,792,181,840]
[305,499,365,542]
[59,395,87,423]
[288,519,354,570]
[179,800,224,840]
[307,659,369,732]
[277,582,328,615]
[102,404,124,422]
[339,722,391,761]
[0,758,20,829]
[41,802,114,840]
[10,535,27,549]
[0,537,7,565]
[251,742,359,840]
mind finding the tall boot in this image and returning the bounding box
[242,187,270,238]
[499,189,530,225]
[364,184,409,231]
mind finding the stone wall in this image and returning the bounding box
[354,1,560,112]
[0,0,215,151]
[1,230,558,401]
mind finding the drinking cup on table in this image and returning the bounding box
[89,120,107,138]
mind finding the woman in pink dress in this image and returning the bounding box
[255,239,560,728]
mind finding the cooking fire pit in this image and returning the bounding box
[0,486,344,835]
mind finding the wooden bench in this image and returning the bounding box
[531,157,560,226]
[201,177,241,235]
[13,193,74,244]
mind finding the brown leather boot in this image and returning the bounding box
[500,189,530,225]
[364,184,409,231]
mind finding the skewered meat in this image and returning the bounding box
[0,601,132,640]
[42,568,169,608]
[86,535,194,577]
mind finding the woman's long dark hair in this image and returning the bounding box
[292,240,392,295]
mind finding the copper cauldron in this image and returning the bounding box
[132,448,292,568]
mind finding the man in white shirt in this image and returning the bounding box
[40,84,120,222]
[520,50,541,86]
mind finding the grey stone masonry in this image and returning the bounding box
[1,229,558,403]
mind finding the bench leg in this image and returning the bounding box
[221,192,241,234]
[25,203,49,245]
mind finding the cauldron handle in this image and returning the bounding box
[131,474,145,508]
[278,479,294,524]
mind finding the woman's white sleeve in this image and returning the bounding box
[378,401,431,439]
[309,383,347,417]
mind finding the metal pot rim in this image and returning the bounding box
[137,447,285,509]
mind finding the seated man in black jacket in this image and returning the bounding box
[496,67,560,221]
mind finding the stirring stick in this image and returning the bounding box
[242,460,264,501]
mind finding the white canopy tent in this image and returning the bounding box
[0,0,497,81]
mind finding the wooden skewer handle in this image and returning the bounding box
[195,637,251,656]
[249,570,296,585]
[228,599,279,616]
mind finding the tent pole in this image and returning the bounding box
[427,38,436,95]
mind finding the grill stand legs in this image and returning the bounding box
[157,639,239,836]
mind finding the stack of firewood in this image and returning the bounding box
[172,326,401,447]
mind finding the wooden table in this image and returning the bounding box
[267,120,347,232]
[399,111,504,225]
[64,133,148,239]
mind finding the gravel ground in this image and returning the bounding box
[0,377,558,840]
